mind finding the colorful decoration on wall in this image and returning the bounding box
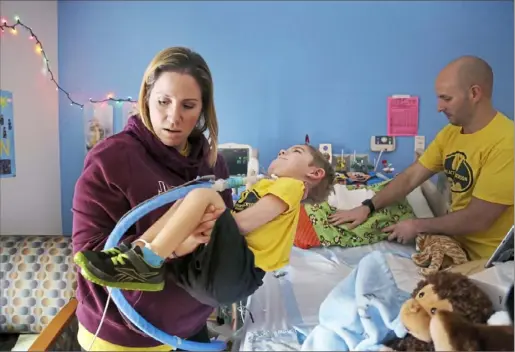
[0,90,16,178]
[0,16,137,109]
[84,104,114,154]
[122,102,138,127]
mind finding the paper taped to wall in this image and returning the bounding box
[387,96,419,136]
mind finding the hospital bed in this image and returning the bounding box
[233,174,452,351]
[215,145,449,350]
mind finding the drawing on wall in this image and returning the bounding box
[0,90,16,178]
[122,102,138,127]
[83,103,114,153]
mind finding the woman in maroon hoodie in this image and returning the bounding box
[71,47,233,351]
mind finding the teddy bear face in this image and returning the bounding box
[401,284,454,342]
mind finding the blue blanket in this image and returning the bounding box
[300,251,409,351]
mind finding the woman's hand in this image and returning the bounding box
[174,205,224,257]
[192,205,225,236]
[328,205,370,229]
[174,232,210,257]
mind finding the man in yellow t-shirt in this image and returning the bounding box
[329,55,514,260]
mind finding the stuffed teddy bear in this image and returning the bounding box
[384,271,494,351]
[411,234,469,275]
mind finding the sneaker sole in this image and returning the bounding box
[74,252,164,292]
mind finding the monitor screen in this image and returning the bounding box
[219,148,249,176]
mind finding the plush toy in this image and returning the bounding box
[384,271,494,351]
[411,234,469,275]
[430,284,515,351]
[430,309,514,351]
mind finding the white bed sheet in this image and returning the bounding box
[237,242,421,351]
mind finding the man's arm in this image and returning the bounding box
[233,194,288,234]
[372,129,446,210]
[371,162,435,210]
[416,143,513,236]
[414,197,509,235]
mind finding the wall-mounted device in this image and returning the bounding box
[218,143,255,177]
[319,143,333,163]
[370,136,396,152]
[414,135,425,151]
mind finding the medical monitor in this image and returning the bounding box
[218,143,254,177]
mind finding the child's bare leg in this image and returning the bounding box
[146,188,226,259]
[136,199,183,244]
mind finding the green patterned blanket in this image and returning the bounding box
[304,181,416,248]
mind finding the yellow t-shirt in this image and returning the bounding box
[233,177,305,271]
[418,112,514,260]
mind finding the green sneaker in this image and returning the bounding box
[97,242,132,259]
[74,246,165,291]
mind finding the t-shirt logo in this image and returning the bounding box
[444,151,474,193]
[234,189,261,212]
[157,181,171,195]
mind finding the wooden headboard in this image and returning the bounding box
[415,149,451,217]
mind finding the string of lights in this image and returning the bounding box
[0,16,137,109]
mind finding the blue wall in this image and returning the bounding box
[58,1,514,234]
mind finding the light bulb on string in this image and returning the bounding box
[0,17,139,109]
[42,59,48,76]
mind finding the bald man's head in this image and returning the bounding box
[435,56,494,127]
[449,55,494,98]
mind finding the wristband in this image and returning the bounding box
[361,198,375,214]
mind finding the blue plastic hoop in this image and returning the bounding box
[104,182,227,351]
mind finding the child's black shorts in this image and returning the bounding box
[166,208,266,307]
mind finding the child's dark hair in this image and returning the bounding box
[304,145,335,204]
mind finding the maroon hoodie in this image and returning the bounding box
[72,115,232,348]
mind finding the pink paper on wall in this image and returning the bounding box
[387,96,419,136]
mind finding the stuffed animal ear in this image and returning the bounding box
[430,310,514,351]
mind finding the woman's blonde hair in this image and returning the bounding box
[137,47,219,166]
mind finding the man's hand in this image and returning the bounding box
[328,205,370,230]
[383,219,419,244]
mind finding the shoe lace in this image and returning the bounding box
[111,253,129,265]
[103,248,121,255]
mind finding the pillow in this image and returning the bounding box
[304,180,417,248]
[294,206,321,249]
[305,200,416,248]
[406,186,434,218]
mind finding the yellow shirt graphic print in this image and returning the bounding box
[444,151,474,195]
[419,112,514,260]
[233,177,305,271]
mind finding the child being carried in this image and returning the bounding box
[74,144,335,307]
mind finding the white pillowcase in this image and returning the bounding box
[406,186,434,218]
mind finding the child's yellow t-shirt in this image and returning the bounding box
[418,112,514,260]
[233,177,305,271]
